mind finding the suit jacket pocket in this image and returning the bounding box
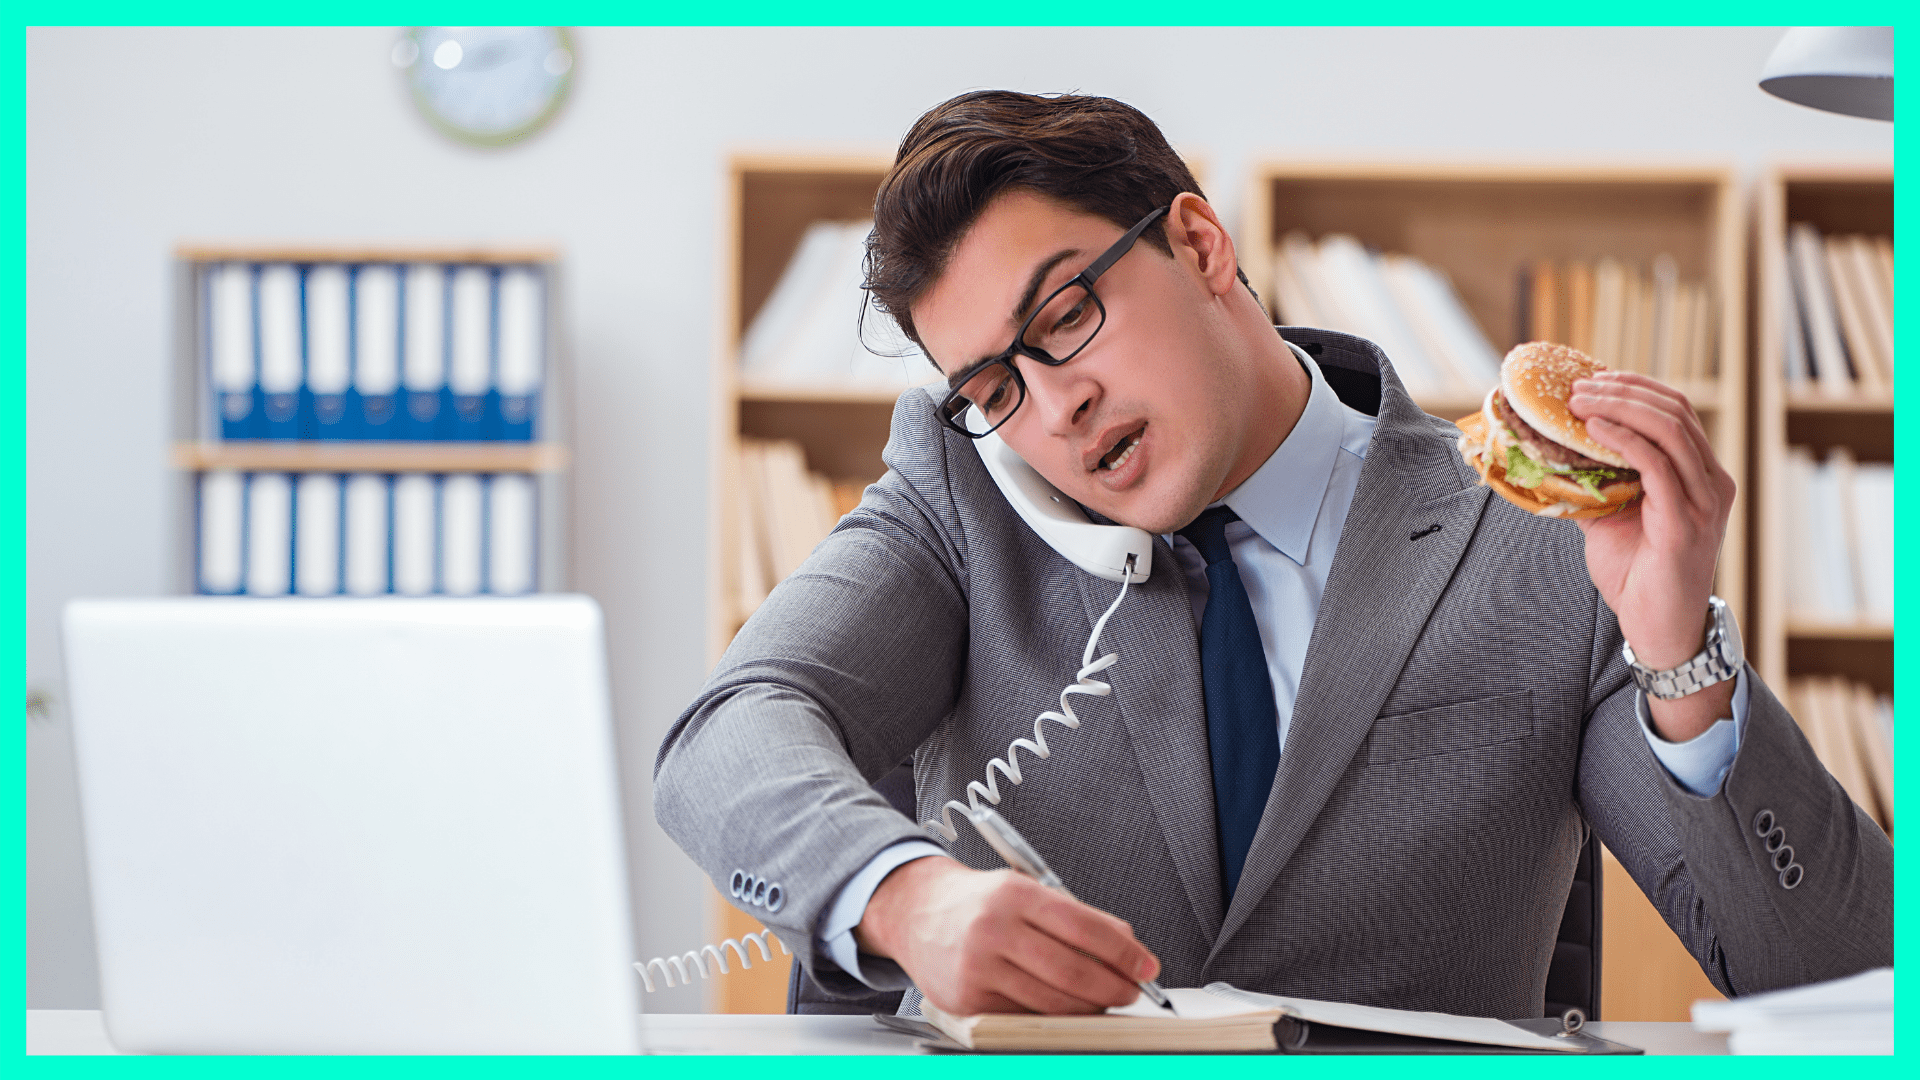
[1363,689,1536,765]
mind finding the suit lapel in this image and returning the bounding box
[1075,535,1224,945]
[1209,388,1492,958]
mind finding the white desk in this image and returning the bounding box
[27,1010,1728,1055]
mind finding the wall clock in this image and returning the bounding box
[394,27,575,147]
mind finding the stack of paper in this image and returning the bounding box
[1693,967,1892,1055]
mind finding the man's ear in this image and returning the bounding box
[1165,192,1240,298]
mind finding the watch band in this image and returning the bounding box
[1622,596,1743,701]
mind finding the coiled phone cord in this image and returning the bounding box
[925,554,1139,843]
[635,554,1139,990]
[634,928,789,992]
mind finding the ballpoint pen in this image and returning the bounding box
[968,805,1174,1011]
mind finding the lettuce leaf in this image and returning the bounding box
[1505,444,1549,488]
[1504,441,1626,500]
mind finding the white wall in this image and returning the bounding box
[25,26,1892,1010]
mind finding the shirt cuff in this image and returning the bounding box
[816,840,947,990]
[1638,666,1750,797]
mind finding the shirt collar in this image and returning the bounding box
[1216,348,1350,566]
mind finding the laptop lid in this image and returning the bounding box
[62,596,639,1054]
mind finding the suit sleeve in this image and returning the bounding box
[653,467,968,997]
[1576,598,1893,996]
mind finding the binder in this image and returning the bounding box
[487,473,537,595]
[496,267,543,441]
[352,265,403,440]
[440,473,484,596]
[403,264,449,440]
[245,472,293,596]
[197,470,246,594]
[306,266,352,439]
[294,473,343,596]
[342,473,391,596]
[208,264,260,439]
[392,473,438,595]
[448,266,493,441]
[257,265,303,440]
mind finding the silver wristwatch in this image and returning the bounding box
[1621,596,1744,700]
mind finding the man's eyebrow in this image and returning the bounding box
[940,247,1084,391]
[1011,248,1081,329]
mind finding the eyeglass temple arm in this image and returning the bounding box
[1079,206,1171,283]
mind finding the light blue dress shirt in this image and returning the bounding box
[816,350,1747,990]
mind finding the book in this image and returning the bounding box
[486,473,537,596]
[352,265,403,440]
[305,265,352,439]
[1842,236,1895,388]
[1779,240,1812,389]
[1565,260,1596,356]
[1648,254,1678,380]
[1526,259,1561,345]
[257,264,303,439]
[1267,241,1321,326]
[342,473,391,596]
[1823,236,1886,394]
[914,984,1635,1054]
[1314,234,1444,396]
[1789,223,1854,396]
[293,472,341,596]
[1590,257,1625,370]
[1849,461,1894,622]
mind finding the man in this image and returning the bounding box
[656,91,1891,1019]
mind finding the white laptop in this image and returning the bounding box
[62,596,641,1054]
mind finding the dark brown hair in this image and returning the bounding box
[864,90,1205,351]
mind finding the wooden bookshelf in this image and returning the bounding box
[705,151,900,1013]
[1752,162,1894,697]
[1241,160,1749,632]
[170,245,571,596]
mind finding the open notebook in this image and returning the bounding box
[910,984,1641,1054]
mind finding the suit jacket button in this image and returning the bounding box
[766,883,785,912]
[1780,863,1804,889]
[1765,826,1788,853]
[729,869,747,899]
[1753,809,1776,836]
[1772,845,1795,872]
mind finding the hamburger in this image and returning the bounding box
[1457,342,1642,519]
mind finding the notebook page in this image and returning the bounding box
[1204,983,1575,1052]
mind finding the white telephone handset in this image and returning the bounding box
[971,420,1154,583]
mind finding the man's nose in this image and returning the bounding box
[1018,357,1096,436]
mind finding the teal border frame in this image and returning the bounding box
[9,9,1909,1078]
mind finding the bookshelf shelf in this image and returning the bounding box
[172,441,571,473]
[1784,620,1896,641]
[1242,160,1748,628]
[737,380,931,405]
[1752,161,1893,692]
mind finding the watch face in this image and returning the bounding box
[396,27,574,147]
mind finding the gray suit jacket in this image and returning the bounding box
[656,327,1892,1017]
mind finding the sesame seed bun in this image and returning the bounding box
[1500,341,1631,470]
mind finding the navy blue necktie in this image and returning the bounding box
[1179,506,1280,902]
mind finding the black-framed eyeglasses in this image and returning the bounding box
[937,205,1171,439]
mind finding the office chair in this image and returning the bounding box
[788,764,1604,1019]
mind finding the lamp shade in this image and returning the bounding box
[1760,27,1894,121]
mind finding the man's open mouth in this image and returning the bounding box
[1099,426,1146,471]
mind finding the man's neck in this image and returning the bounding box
[1209,327,1314,503]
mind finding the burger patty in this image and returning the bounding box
[1492,390,1636,476]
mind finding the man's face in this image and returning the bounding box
[912,190,1248,535]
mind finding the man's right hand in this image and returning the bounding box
[852,855,1160,1016]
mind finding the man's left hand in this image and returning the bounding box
[1568,371,1737,742]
